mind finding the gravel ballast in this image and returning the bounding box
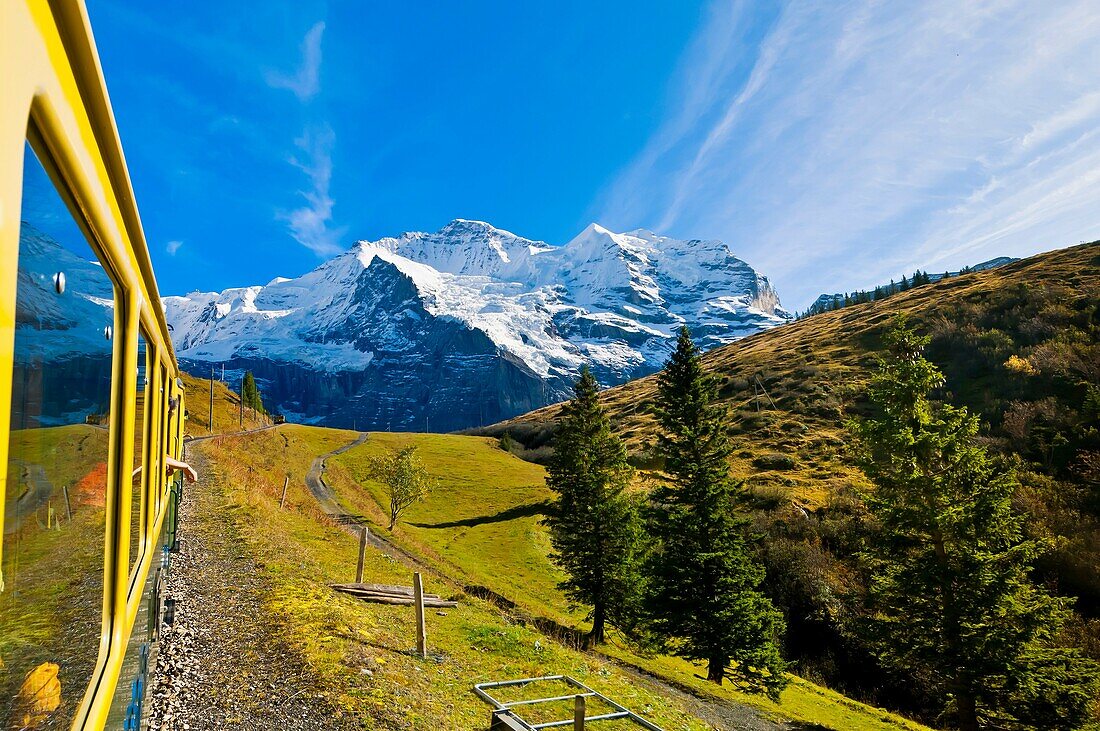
[147,448,356,730]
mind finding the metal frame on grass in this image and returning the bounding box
[474,675,666,730]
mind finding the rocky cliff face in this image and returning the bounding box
[164,220,792,430]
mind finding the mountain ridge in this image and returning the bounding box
[163,219,791,430]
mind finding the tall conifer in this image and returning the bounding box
[853,317,1100,730]
[241,370,264,413]
[545,367,644,647]
[648,327,787,697]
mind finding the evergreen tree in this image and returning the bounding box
[241,371,264,413]
[852,318,1100,730]
[648,327,788,697]
[899,276,911,292]
[545,366,645,647]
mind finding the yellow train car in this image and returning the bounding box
[1,1,186,728]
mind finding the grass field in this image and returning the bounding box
[204,424,928,725]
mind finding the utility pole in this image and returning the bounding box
[209,365,214,432]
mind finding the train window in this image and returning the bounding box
[159,364,171,512]
[129,331,149,576]
[2,142,114,727]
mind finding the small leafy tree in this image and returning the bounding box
[851,317,1100,730]
[370,446,434,530]
[545,367,645,647]
[647,327,788,697]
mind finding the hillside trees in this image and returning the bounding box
[852,317,1100,730]
[648,327,788,697]
[545,366,645,647]
[370,446,435,530]
[242,371,265,413]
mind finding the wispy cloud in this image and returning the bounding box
[598,0,1100,307]
[266,21,326,102]
[166,239,184,256]
[281,124,345,257]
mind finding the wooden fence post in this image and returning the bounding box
[62,485,73,523]
[279,476,289,508]
[355,526,369,584]
[574,694,586,730]
[413,571,427,659]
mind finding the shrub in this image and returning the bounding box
[753,453,798,470]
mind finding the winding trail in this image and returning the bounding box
[304,433,433,571]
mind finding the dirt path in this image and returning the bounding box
[147,446,356,730]
[303,433,366,517]
[3,461,53,533]
[304,434,433,572]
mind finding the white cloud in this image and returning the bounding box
[265,21,325,102]
[597,0,1100,307]
[280,124,345,257]
[166,239,184,255]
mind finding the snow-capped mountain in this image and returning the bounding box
[13,224,116,426]
[164,220,791,431]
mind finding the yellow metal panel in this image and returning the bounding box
[1,2,187,728]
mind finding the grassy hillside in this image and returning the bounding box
[173,424,937,729]
[194,427,723,730]
[316,431,931,730]
[180,372,270,436]
[477,242,1100,719]
[489,243,1097,503]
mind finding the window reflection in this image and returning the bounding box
[2,143,114,728]
[130,333,148,576]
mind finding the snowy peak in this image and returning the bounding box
[164,220,791,430]
[358,219,549,281]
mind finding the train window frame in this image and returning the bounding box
[1,4,184,726]
[3,135,122,730]
[157,361,171,515]
[128,326,154,583]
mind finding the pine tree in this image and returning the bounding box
[545,366,645,647]
[648,327,788,697]
[241,371,264,413]
[852,317,1100,730]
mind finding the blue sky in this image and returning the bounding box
[86,1,1100,309]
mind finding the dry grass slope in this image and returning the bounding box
[493,241,1100,510]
